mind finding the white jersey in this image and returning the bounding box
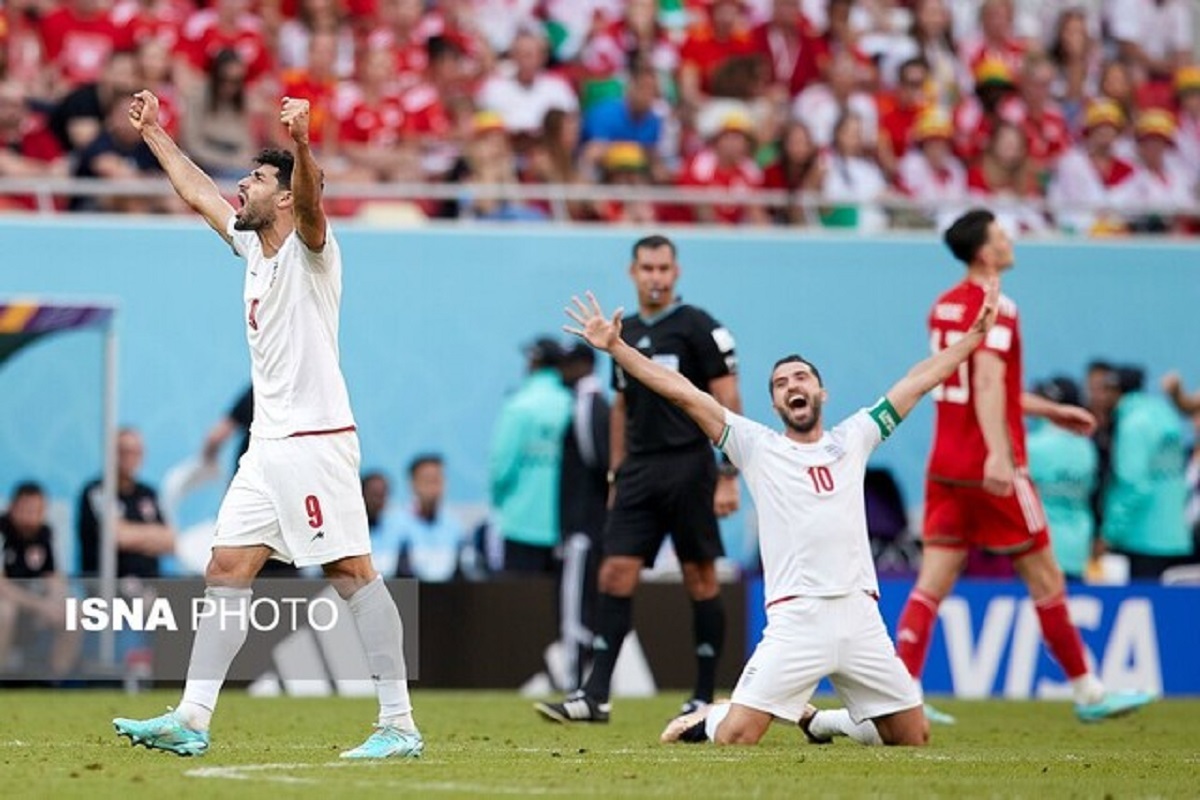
[719,402,897,604]
[227,217,355,439]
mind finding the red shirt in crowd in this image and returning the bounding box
[39,5,125,86]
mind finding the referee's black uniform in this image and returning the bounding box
[606,304,737,564]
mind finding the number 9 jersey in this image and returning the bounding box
[926,279,1025,484]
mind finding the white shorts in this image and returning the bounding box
[731,592,922,724]
[214,431,371,568]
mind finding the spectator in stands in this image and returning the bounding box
[1101,366,1192,579]
[361,470,400,575]
[750,0,825,98]
[489,337,572,574]
[1095,60,1137,142]
[336,47,412,183]
[1120,109,1196,233]
[1013,54,1072,182]
[476,26,578,140]
[855,0,916,79]
[366,0,436,89]
[181,49,257,180]
[593,141,659,224]
[0,481,80,679]
[1173,66,1200,182]
[885,0,964,109]
[1107,0,1192,94]
[391,454,466,582]
[966,121,1046,233]
[278,28,342,151]
[70,98,167,213]
[792,50,879,148]
[820,111,890,231]
[876,56,932,180]
[959,0,1027,84]
[524,108,597,221]
[37,0,125,94]
[1047,98,1135,234]
[78,426,175,579]
[112,0,187,55]
[178,0,273,87]
[678,0,758,110]
[401,35,469,181]
[277,0,356,79]
[953,55,1018,163]
[582,59,664,154]
[0,79,67,211]
[48,48,141,153]
[453,110,546,221]
[1027,377,1099,582]
[897,108,967,229]
[469,0,539,56]
[677,109,768,225]
[134,35,180,137]
[1048,8,1100,133]
[764,118,823,225]
[821,0,875,85]
[609,0,681,85]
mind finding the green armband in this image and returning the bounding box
[868,397,901,440]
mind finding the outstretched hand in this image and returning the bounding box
[969,278,1001,338]
[280,97,311,145]
[128,90,159,133]
[563,292,624,353]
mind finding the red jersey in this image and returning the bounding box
[39,6,124,86]
[181,10,273,82]
[927,279,1026,483]
[677,149,764,223]
[338,97,406,147]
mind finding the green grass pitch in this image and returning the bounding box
[1,690,1196,799]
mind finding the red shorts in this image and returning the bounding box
[922,473,1050,555]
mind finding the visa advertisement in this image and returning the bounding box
[745,579,1199,697]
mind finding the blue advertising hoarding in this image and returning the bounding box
[746,578,1199,697]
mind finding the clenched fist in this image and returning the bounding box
[280,97,311,145]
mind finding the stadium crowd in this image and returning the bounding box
[0,0,1199,231]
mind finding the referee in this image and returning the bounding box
[537,234,742,723]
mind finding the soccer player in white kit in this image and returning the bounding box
[112,91,422,759]
[563,283,1000,748]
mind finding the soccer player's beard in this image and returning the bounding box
[233,202,273,232]
[779,394,822,435]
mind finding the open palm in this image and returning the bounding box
[563,292,624,352]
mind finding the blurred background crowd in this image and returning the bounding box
[1,0,1200,232]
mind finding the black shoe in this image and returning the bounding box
[534,691,611,723]
[798,704,832,745]
[680,697,710,716]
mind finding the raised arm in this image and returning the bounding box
[884,279,1001,420]
[280,97,327,251]
[565,293,727,443]
[129,90,235,243]
[1021,391,1096,435]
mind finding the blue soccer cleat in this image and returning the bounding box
[1076,690,1156,723]
[339,725,424,759]
[923,702,957,725]
[113,709,210,756]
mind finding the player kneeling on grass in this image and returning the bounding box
[563,284,1002,747]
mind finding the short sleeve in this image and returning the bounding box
[690,307,738,381]
[840,407,887,458]
[717,409,769,471]
[298,225,339,274]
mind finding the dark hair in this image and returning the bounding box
[1086,359,1114,375]
[208,49,246,114]
[408,453,443,477]
[253,148,295,190]
[1034,376,1082,407]
[943,209,996,264]
[1115,365,1145,393]
[631,234,676,259]
[770,355,823,394]
[361,470,388,489]
[427,35,462,62]
[10,480,44,503]
[898,56,930,80]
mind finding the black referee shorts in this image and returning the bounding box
[604,443,724,565]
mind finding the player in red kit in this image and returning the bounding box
[894,208,1155,724]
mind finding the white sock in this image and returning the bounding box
[704,702,732,742]
[347,576,416,731]
[179,586,253,731]
[1071,673,1105,706]
[809,709,883,746]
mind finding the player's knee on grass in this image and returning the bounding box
[874,707,930,747]
[713,706,771,745]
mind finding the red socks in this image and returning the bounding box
[896,589,940,678]
[1034,592,1088,679]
